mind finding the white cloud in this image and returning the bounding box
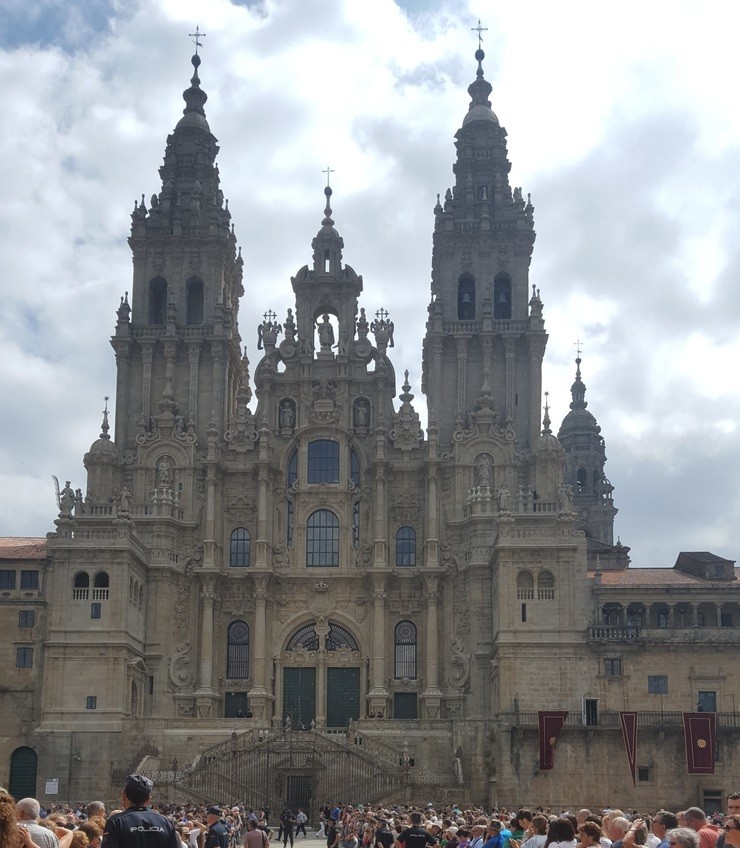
[2,0,740,568]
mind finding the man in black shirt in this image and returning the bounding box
[102,774,178,848]
[280,808,297,847]
[375,819,395,848]
[396,813,438,848]
[204,807,229,848]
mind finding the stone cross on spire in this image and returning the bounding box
[471,18,488,48]
[189,25,206,54]
[322,166,335,187]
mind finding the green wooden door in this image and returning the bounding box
[283,667,316,729]
[9,747,37,799]
[326,667,360,728]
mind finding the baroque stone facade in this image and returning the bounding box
[1,48,739,811]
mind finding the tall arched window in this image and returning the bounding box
[73,572,89,588]
[538,570,555,600]
[186,278,204,325]
[308,439,340,483]
[130,680,140,716]
[230,528,251,567]
[394,620,417,679]
[457,273,476,320]
[493,273,512,319]
[93,572,109,588]
[306,509,339,567]
[226,620,250,679]
[148,277,167,325]
[577,468,587,493]
[396,526,417,567]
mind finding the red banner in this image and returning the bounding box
[619,711,638,785]
[683,712,716,774]
[538,711,568,770]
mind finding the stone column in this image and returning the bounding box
[528,336,546,449]
[368,575,388,714]
[716,604,723,628]
[112,340,132,444]
[422,575,443,718]
[195,577,218,716]
[248,576,271,720]
[141,342,154,420]
[316,650,327,728]
[690,604,698,627]
[188,341,201,426]
[504,336,516,422]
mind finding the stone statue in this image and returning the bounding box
[279,400,295,429]
[119,483,132,514]
[497,486,510,512]
[59,481,75,517]
[354,400,368,428]
[317,314,334,349]
[157,457,172,487]
[477,455,491,487]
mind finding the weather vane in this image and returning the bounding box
[574,338,583,359]
[322,166,335,187]
[471,19,488,49]
[189,25,206,55]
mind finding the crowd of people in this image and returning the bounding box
[0,776,737,848]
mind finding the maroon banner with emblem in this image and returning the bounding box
[619,711,638,785]
[538,711,568,770]
[683,712,716,774]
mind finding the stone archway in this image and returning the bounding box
[9,746,37,799]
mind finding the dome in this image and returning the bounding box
[462,103,499,126]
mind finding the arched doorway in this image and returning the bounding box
[281,620,362,728]
[9,746,37,799]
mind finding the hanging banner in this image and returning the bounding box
[538,710,568,770]
[619,711,638,785]
[683,712,716,774]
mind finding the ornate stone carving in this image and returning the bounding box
[168,640,195,689]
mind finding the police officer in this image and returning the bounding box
[102,774,178,848]
[204,807,229,848]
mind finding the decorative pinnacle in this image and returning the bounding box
[100,396,111,440]
[322,185,334,226]
[322,165,335,187]
[375,307,389,322]
[542,390,552,435]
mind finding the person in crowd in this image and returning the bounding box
[295,811,307,839]
[684,810,720,848]
[204,808,229,848]
[665,830,699,848]
[101,774,178,848]
[652,813,679,848]
[719,816,740,848]
[396,812,438,848]
[17,798,60,848]
[544,820,577,848]
[244,820,269,848]
[576,823,602,848]
[78,820,104,848]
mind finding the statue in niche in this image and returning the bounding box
[497,486,510,511]
[317,314,335,349]
[354,399,369,428]
[157,457,173,487]
[477,455,491,487]
[279,399,296,430]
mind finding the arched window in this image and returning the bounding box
[394,621,417,679]
[538,570,555,599]
[186,278,204,325]
[577,468,587,493]
[148,277,167,325]
[287,622,319,651]
[130,680,139,716]
[306,510,339,567]
[287,449,298,488]
[396,526,417,567]
[230,528,251,567]
[308,439,340,483]
[93,572,109,588]
[516,570,534,599]
[73,572,89,589]
[457,273,476,320]
[326,622,359,651]
[493,273,512,319]
[226,620,249,679]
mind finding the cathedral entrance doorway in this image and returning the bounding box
[285,773,313,811]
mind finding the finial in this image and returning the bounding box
[100,396,111,440]
[322,183,334,226]
[322,165,335,187]
[542,390,551,435]
[189,25,206,55]
[471,18,488,49]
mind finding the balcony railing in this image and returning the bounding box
[498,710,740,729]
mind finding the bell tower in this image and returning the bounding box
[422,47,545,447]
[111,50,244,450]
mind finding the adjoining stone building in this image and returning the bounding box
[0,46,738,811]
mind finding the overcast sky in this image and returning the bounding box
[1,0,739,568]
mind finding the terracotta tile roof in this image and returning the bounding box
[0,537,47,560]
[588,567,740,589]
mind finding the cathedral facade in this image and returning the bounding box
[1,47,738,811]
